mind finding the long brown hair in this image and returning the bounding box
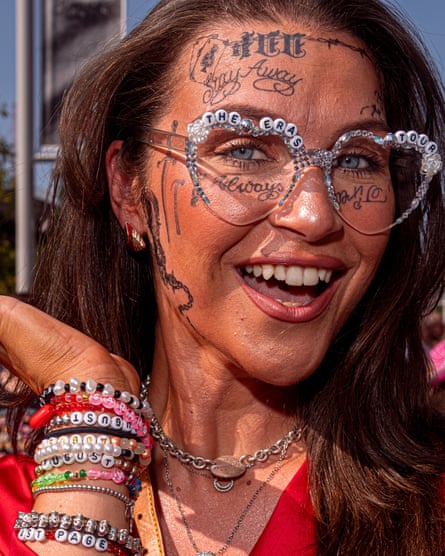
[11,0,445,553]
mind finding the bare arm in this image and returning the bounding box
[0,296,144,554]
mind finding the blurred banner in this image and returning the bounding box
[41,0,124,147]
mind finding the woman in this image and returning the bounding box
[1,0,445,554]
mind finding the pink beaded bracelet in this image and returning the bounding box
[31,467,129,492]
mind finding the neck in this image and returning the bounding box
[148,344,302,460]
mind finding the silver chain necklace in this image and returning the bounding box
[151,413,302,492]
[162,434,291,556]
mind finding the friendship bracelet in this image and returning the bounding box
[16,527,142,555]
[15,511,135,540]
[34,447,139,468]
[31,377,152,430]
[36,456,141,475]
[32,483,137,528]
[36,452,128,470]
[42,400,151,438]
[31,468,130,491]
[43,426,146,441]
[36,451,150,473]
[50,393,149,420]
[15,511,143,554]
[32,482,134,504]
[41,378,147,411]
[35,432,148,462]
[47,410,137,434]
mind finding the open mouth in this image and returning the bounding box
[240,263,334,308]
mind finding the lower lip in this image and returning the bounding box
[238,274,340,323]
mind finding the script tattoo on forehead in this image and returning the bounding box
[189,30,369,105]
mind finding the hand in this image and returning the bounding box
[0,296,141,395]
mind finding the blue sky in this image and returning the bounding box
[1,0,445,145]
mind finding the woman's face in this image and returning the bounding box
[134,22,391,385]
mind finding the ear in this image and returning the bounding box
[106,140,147,232]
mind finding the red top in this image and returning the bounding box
[1,454,316,555]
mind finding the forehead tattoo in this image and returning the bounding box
[189,30,370,105]
[360,90,385,119]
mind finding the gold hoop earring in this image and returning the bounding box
[125,222,146,252]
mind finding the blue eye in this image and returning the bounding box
[336,154,369,169]
[229,146,268,161]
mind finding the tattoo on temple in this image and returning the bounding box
[157,120,186,240]
[190,31,369,105]
[360,90,385,118]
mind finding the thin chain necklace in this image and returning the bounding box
[151,413,302,492]
[162,434,291,556]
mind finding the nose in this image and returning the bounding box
[268,166,343,240]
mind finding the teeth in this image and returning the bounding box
[286,265,303,286]
[274,265,287,281]
[244,264,334,287]
[253,264,262,278]
[262,264,274,280]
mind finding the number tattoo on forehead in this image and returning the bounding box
[189,30,369,105]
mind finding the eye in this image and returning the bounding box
[229,146,269,161]
[215,138,271,162]
[199,132,289,174]
[335,154,370,170]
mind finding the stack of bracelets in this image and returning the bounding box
[14,377,153,555]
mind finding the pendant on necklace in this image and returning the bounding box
[196,553,216,556]
[210,456,246,493]
[213,478,235,492]
[210,455,246,480]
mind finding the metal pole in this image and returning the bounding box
[15,0,35,294]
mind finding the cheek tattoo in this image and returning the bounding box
[143,191,194,317]
[335,183,389,210]
[156,119,197,241]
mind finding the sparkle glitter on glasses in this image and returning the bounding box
[134,109,442,234]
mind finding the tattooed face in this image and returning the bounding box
[135,22,390,385]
